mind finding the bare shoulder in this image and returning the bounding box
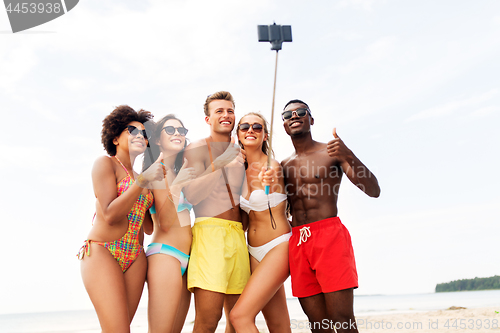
[186,138,208,150]
[270,158,282,169]
[92,155,114,173]
[184,139,208,160]
[281,154,295,167]
[309,142,330,159]
[91,155,116,183]
[314,141,328,151]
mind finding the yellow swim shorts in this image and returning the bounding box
[187,217,250,294]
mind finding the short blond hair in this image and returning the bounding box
[204,91,235,116]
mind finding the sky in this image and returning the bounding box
[0,0,499,315]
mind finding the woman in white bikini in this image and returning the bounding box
[229,112,292,333]
[142,114,196,333]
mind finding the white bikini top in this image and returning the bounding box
[240,190,287,214]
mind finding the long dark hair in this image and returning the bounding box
[143,114,188,174]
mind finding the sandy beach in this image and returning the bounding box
[2,303,499,333]
[244,307,500,333]
[356,306,500,333]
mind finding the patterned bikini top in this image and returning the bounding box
[115,156,153,227]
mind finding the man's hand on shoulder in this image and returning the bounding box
[213,137,241,170]
[171,158,196,187]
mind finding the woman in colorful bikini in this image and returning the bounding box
[143,114,196,333]
[229,112,292,333]
[78,105,165,332]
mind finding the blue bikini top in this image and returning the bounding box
[150,191,192,215]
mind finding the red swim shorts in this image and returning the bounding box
[289,216,358,298]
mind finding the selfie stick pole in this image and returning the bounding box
[266,50,278,194]
[258,23,292,194]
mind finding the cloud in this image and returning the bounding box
[0,45,39,94]
[0,144,51,169]
[29,100,64,123]
[406,89,499,122]
[336,0,387,11]
[62,77,98,92]
[467,106,498,119]
[334,36,398,74]
[493,15,500,26]
[336,30,364,41]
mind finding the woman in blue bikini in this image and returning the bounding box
[143,114,196,333]
[230,112,292,333]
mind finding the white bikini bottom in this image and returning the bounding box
[248,232,292,262]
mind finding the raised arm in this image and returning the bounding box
[327,128,381,198]
[181,140,221,205]
[257,159,285,194]
[151,158,197,231]
[182,139,242,205]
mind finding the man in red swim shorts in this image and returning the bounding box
[281,99,380,333]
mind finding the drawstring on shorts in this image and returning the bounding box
[297,226,311,246]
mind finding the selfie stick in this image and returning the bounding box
[258,23,292,194]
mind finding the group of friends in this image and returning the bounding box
[77,91,381,333]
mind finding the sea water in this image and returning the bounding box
[353,289,500,315]
[2,290,500,333]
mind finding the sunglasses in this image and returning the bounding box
[127,125,149,140]
[239,123,263,133]
[162,126,188,136]
[281,108,309,120]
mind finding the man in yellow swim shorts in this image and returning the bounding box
[183,91,249,333]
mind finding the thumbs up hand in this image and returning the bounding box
[172,158,196,187]
[327,128,351,162]
[214,136,242,169]
[138,152,166,187]
[333,127,339,139]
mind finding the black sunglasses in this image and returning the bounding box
[239,123,263,133]
[281,108,309,120]
[162,126,188,136]
[127,125,149,140]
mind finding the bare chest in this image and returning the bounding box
[283,152,341,186]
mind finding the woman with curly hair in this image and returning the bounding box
[142,114,196,333]
[229,112,292,333]
[78,105,165,332]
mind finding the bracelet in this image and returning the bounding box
[167,192,174,204]
[136,174,148,188]
[167,190,179,204]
